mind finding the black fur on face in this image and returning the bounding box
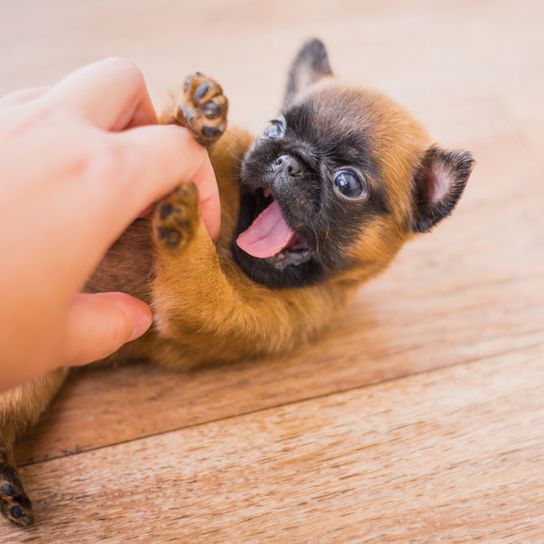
[232,87,389,289]
[232,38,473,289]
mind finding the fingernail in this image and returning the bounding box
[129,311,152,341]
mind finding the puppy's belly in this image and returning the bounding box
[85,219,155,303]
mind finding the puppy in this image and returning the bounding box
[0,39,473,526]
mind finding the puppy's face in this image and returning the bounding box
[233,40,474,289]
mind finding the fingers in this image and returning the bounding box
[23,60,221,240]
[0,87,49,106]
[110,124,221,240]
[43,57,157,130]
[59,292,152,367]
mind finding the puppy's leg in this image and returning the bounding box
[163,72,228,148]
[152,184,247,367]
[152,71,229,288]
[0,368,68,527]
[153,182,201,255]
[151,183,326,368]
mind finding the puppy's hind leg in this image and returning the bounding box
[0,442,32,527]
[0,368,68,527]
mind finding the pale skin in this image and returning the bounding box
[0,58,221,391]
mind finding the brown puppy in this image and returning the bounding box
[0,39,473,526]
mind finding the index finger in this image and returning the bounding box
[43,57,157,130]
[103,125,221,242]
[0,86,49,107]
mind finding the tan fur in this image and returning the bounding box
[0,73,440,526]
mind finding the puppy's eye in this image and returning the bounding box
[333,169,366,199]
[263,119,285,140]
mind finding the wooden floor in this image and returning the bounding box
[2,0,544,542]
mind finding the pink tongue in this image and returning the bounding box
[236,200,295,258]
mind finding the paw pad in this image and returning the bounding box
[180,72,228,147]
[201,101,221,119]
[153,183,199,253]
[157,228,182,250]
[194,82,210,102]
[159,203,174,220]
[1,464,34,527]
[10,506,24,518]
[1,484,14,496]
[201,126,222,138]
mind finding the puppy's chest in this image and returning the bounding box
[87,128,251,300]
[210,128,251,261]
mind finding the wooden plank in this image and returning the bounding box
[4,346,544,543]
[16,129,544,466]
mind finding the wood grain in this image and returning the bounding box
[1,0,543,540]
[3,348,544,543]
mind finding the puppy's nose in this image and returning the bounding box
[272,155,302,177]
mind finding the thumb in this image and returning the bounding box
[59,292,152,367]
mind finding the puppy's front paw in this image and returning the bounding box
[0,452,33,527]
[153,183,200,253]
[176,72,228,147]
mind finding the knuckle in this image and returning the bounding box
[165,124,206,157]
[80,137,127,186]
[98,140,127,180]
[103,56,145,89]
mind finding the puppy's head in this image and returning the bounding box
[233,39,474,288]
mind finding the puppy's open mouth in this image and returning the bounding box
[236,188,311,269]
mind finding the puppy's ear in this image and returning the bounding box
[411,146,475,232]
[284,38,333,105]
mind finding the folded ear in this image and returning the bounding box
[411,146,475,232]
[284,38,333,106]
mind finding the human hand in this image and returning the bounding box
[0,58,220,390]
